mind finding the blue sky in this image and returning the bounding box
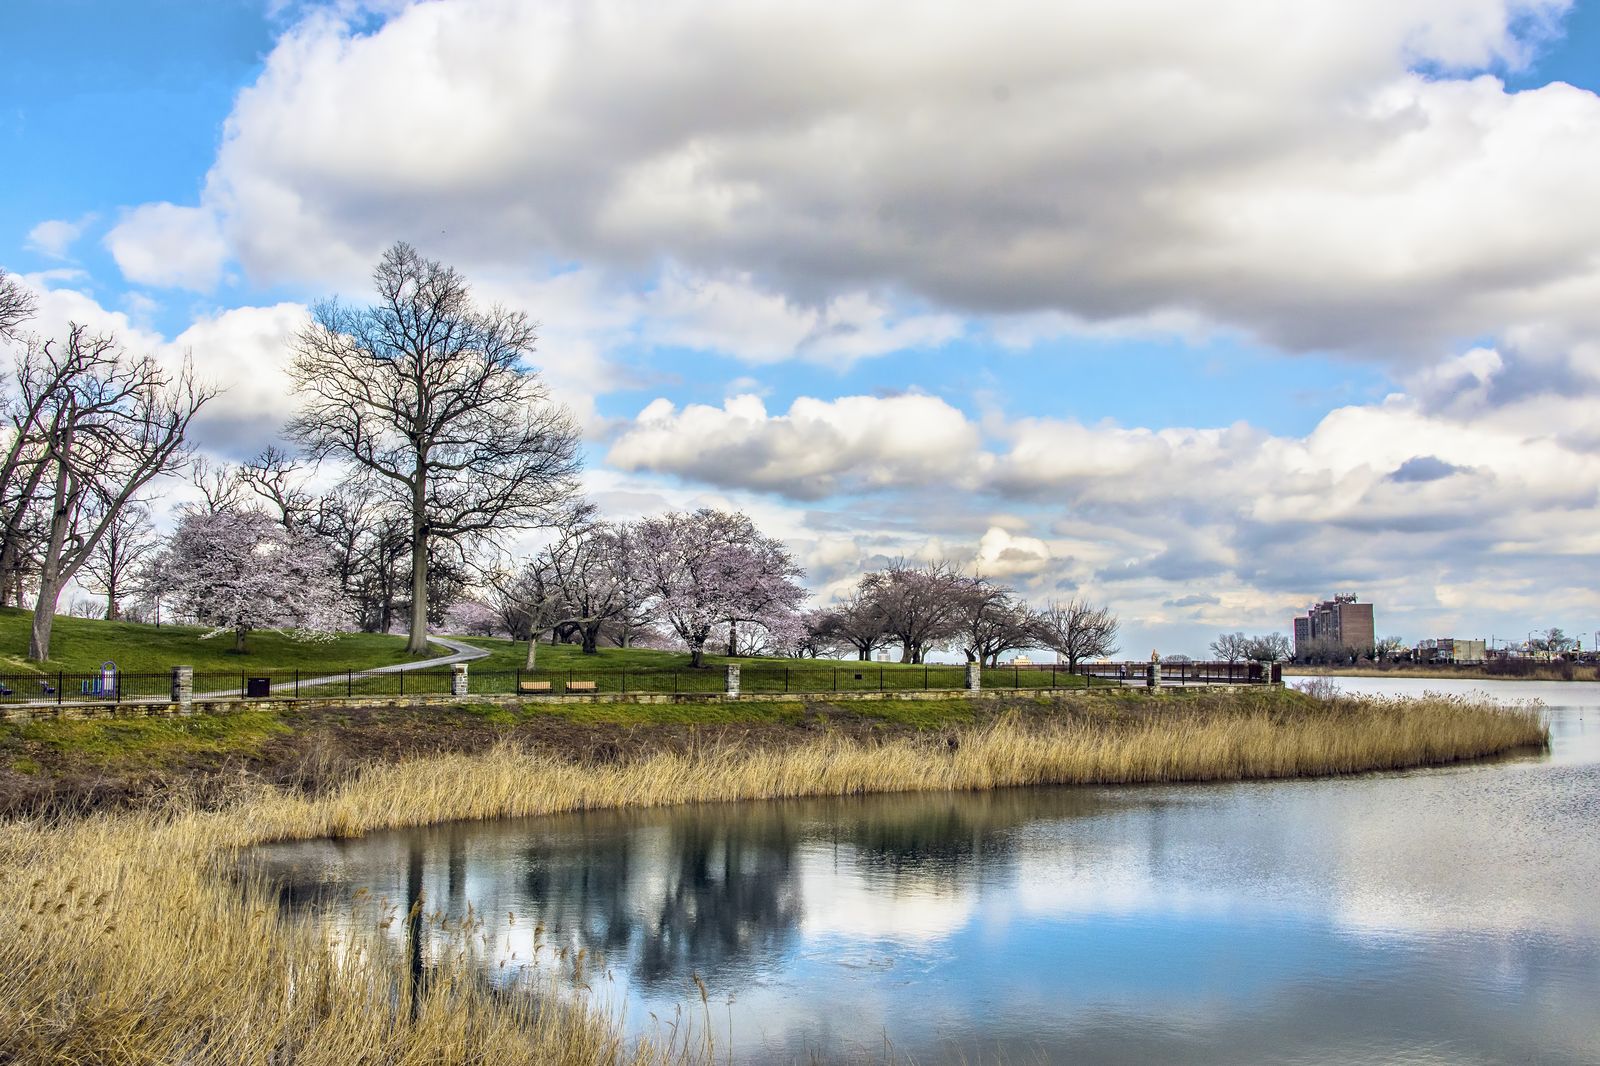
[4,0,1600,655]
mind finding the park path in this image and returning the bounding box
[188,635,490,700]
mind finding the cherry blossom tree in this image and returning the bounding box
[157,507,347,652]
[635,509,806,668]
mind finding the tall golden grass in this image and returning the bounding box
[0,694,1546,1065]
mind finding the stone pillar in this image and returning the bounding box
[1146,661,1161,689]
[965,661,981,693]
[725,663,741,698]
[451,662,469,697]
[172,666,194,713]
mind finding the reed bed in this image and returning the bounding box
[0,693,1546,1065]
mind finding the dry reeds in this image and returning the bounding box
[0,693,1546,1065]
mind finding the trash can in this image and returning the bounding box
[246,677,271,698]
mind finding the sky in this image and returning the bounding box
[3,0,1600,657]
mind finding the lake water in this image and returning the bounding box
[250,678,1600,1064]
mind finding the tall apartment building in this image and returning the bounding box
[1292,595,1376,658]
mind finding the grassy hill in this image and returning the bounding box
[0,608,433,677]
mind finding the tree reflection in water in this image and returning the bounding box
[244,788,1113,994]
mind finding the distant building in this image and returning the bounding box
[1292,594,1376,658]
[1416,638,1487,665]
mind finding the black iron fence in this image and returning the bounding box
[0,659,1279,707]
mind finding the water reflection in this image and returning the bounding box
[250,688,1600,1065]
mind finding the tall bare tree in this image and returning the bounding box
[1035,598,1120,674]
[289,242,582,655]
[19,324,211,660]
[79,501,157,620]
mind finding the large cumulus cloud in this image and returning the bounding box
[105,0,1600,360]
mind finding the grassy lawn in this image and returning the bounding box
[0,607,436,677]
[456,635,1097,695]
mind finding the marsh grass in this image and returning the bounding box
[0,693,1546,1065]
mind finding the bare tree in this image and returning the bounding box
[811,591,891,661]
[78,501,157,620]
[956,580,1040,667]
[1210,631,1248,663]
[20,324,211,660]
[289,242,582,655]
[0,268,36,342]
[1035,598,1120,673]
[1243,632,1292,663]
[858,561,967,664]
[239,444,315,529]
[188,455,243,514]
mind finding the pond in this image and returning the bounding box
[249,678,1600,1064]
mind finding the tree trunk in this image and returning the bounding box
[524,634,538,669]
[727,627,738,657]
[582,624,599,654]
[405,465,430,655]
[235,627,248,654]
[690,639,705,669]
[26,459,73,662]
[899,640,912,663]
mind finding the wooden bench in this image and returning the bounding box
[518,680,552,694]
[566,680,598,692]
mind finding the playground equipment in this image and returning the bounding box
[80,661,118,698]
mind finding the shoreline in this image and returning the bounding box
[0,690,1549,1065]
[1286,666,1597,683]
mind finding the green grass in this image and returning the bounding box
[8,711,290,769]
[456,635,1098,695]
[0,608,437,677]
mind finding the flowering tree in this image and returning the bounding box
[157,508,347,652]
[635,509,806,668]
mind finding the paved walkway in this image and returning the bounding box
[191,635,490,699]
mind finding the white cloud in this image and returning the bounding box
[145,0,1594,361]
[104,203,229,291]
[25,214,96,259]
[608,392,982,499]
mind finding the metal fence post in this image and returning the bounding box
[784,667,789,693]
[833,667,838,692]
[295,669,300,698]
[347,669,353,697]
[57,671,63,705]
[399,670,405,696]
[924,665,929,690]
[239,673,245,700]
[1014,665,1020,688]
[880,666,884,691]
[622,670,627,694]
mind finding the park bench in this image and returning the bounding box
[566,680,598,692]
[518,680,552,694]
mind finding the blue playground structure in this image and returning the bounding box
[80,661,118,698]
